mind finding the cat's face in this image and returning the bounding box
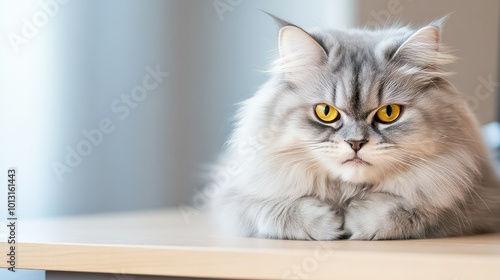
[259,24,456,184]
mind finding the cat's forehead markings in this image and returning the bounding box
[334,79,351,110]
[331,82,337,105]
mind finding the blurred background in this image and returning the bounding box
[0,0,498,279]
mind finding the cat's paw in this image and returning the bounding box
[253,197,343,240]
[291,197,344,240]
[344,207,383,240]
[344,194,416,240]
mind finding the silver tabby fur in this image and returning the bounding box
[210,17,500,240]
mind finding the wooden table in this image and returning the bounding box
[1,208,499,279]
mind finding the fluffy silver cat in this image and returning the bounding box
[211,16,500,240]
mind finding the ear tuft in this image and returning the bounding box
[429,14,451,31]
[260,10,296,29]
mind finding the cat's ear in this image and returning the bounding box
[278,26,328,77]
[392,25,441,66]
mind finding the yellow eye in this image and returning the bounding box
[376,104,401,123]
[315,103,339,123]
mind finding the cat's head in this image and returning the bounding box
[239,18,467,185]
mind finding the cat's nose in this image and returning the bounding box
[345,139,368,152]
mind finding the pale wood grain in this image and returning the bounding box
[1,208,499,279]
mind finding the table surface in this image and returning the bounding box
[1,208,499,279]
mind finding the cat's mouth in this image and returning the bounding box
[342,156,371,166]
